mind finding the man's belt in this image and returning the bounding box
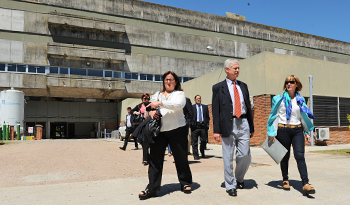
[233,114,247,118]
[278,123,302,128]
[196,121,204,125]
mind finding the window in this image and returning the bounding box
[146,74,153,81]
[50,67,59,74]
[340,97,350,127]
[60,67,69,74]
[0,63,5,71]
[131,73,138,80]
[7,64,16,72]
[88,69,103,77]
[125,72,132,80]
[37,66,45,74]
[140,73,147,81]
[313,96,338,126]
[114,72,122,78]
[17,65,26,72]
[155,75,162,82]
[105,71,112,78]
[70,68,86,76]
[183,77,189,82]
[28,65,36,73]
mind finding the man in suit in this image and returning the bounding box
[120,107,138,151]
[212,58,254,197]
[191,95,210,160]
[183,97,193,155]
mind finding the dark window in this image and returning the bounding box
[50,67,59,74]
[105,71,112,78]
[60,67,68,74]
[70,68,86,76]
[0,63,5,71]
[183,77,189,82]
[8,64,16,72]
[340,97,350,127]
[88,69,103,77]
[155,75,162,82]
[125,72,132,80]
[114,72,122,78]
[131,73,138,80]
[147,74,153,81]
[28,65,36,73]
[17,65,26,72]
[140,73,147,80]
[313,96,338,126]
[37,66,45,74]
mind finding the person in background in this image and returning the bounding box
[119,107,138,150]
[191,95,210,160]
[138,71,192,200]
[183,97,193,155]
[267,75,315,195]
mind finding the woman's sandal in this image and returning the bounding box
[139,189,156,200]
[181,185,192,194]
[142,161,149,166]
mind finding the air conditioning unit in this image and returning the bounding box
[315,128,330,141]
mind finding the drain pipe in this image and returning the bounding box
[309,75,314,146]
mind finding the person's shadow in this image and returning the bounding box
[157,182,200,197]
[220,179,258,190]
[266,180,315,198]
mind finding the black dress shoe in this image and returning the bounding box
[226,188,237,196]
[133,147,139,150]
[237,181,244,189]
[119,147,126,151]
[194,156,200,160]
[201,152,206,158]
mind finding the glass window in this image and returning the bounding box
[155,75,162,81]
[17,65,26,72]
[37,66,45,74]
[60,67,68,74]
[132,73,138,80]
[114,72,122,78]
[0,63,5,71]
[179,77,183,83]
[70,68,86,76]
[88,69,103,77]
[28,65,36,73]
[147,74,153,81]
[105,71,112,78]
[140,73,147,80]
[8,64,16,72]
[183,77,189,82]
[50,67,59,74]
[125,72,132,80]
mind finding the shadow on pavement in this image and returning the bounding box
[266,180,315,198]
[220,179,258,190]
[157,182,200,197]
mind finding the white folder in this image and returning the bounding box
[261,137,288,164]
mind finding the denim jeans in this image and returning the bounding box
[276,126,309,185]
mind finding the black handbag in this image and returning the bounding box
[131,113,144,126]
[148,106,162,138]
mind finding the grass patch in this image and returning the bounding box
[0,141,12,145]
[310,149,350,156]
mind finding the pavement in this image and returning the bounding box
[1,139,350,205]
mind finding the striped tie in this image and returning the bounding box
[233,81,241,118]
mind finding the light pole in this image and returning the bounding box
[206,46,225,82]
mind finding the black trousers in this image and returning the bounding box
[146,125,192,191]
[123,127,138,149]
[142,141,149,162]
[276,126,309,185]
[191,127,208,157]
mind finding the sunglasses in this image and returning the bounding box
[143,98,150,100]
[285,81,296,85]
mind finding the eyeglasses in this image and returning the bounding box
[143,98,150,100]
[285,81,296,85]
[164,79,175,82]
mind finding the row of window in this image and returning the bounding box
[0,63,194,83]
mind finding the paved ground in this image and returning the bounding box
[0,139,349,205]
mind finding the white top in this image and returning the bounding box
[225,78,247,115]
[196,104,204,122]
[126,114,132,127]
[277,99,301,125]
[151,91,186,132]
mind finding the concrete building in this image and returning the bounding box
[0,0,349,142]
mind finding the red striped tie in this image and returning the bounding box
[233,81,241,118]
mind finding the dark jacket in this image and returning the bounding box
[191,103,210,130]
[212,79,254,138]
[131,102,151,114]
[183,97,193,128]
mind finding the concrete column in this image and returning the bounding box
[46,121,50,139]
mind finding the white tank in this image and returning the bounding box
[0,88,25,128]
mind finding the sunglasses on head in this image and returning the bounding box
[285,81,295,85]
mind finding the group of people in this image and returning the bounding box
[121,58,316,200]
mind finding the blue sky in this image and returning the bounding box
[141,0,349,43]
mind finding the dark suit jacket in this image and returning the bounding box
[183,97,193,128]
[212,79,254,138]
[192,103,210,130]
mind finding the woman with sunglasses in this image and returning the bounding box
[131,93,151,165]
[138,71,192,200]
[267,75,316,195]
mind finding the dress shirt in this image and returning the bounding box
[277,99,302,125]
[151,91,186,132]
[126,114,132,127]
[196,104,204,122]
[225,78,247,115]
